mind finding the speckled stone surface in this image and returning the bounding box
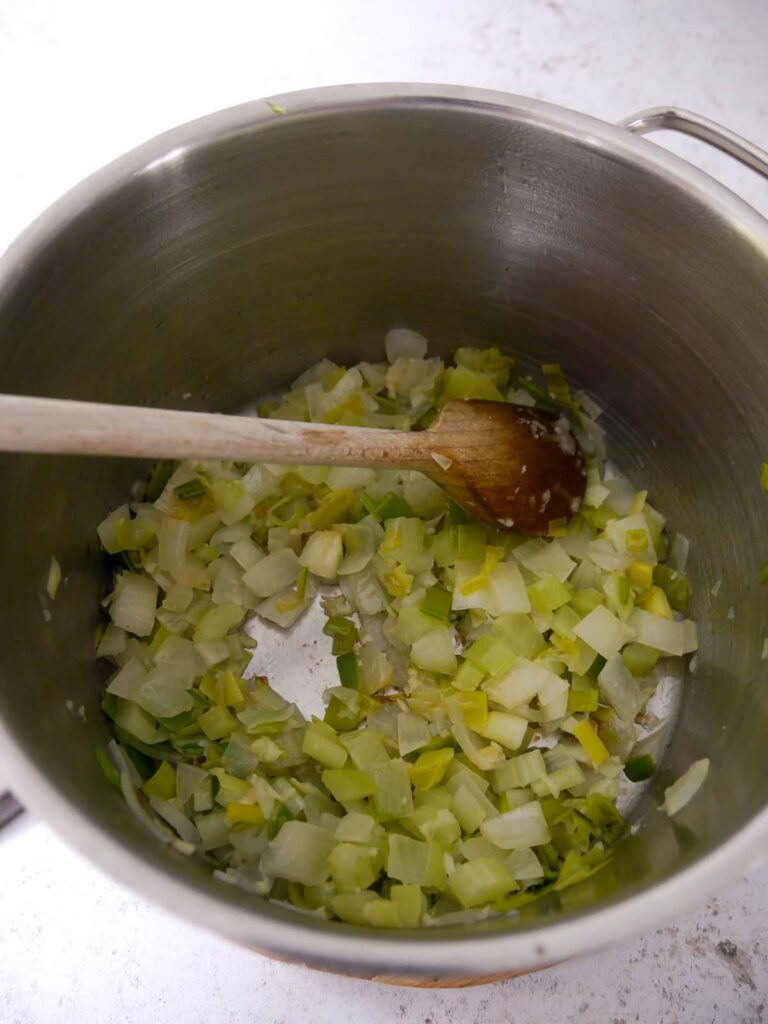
[2,0,768,1019]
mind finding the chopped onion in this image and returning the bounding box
[299,530,343,580]
[92,333,700,931]
[148,796,199,846]
[243,548,301,597]
[158,517,190,575]
[97,504,131,555]
[514,539,575,582]
[663,759,709,816]
[109,573,158,637]
[573,605,635,659]
[597,656,644,723]
[96,623,127,658]
[385,327,428,362]
[255,586,313,629]
[480,801,550,850]
[411,628,457,675]
[628,609,698,656]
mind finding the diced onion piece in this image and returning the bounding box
[514,539,576,582]
[229,538,264,570]
[411,628,457,675]
[449,857,516,908]
[162,583,193,613]
[255,587,313,629]
[488,562,531,614]
[483,657,561,711]
[477,711,528,751]
[573,605,635,659]
[194,639,230,667]
[538,687,569,723]
[153,635,201,674]
[452,560,530,615]
[243,548,301,597]
[110,574,158,637]
[480,801,550,850]
[96,623,127,658]
[158,517,190,575]
[404,472,448,517]
[193,602,244,643]
[597,655,644,723]
[606,513,658,565]
[341,570,388,615]
[97,504,131,555]
[260,821,337,885]
[371,760,414,821]
[335,812,380,844]
[148,796,199,846]
[386,833,430,885]
[506,847,544,881]
[397,712,432,756]
[663,759,709,816]
[491,750,547,791]
[451,783,491,833]
[239,464,278,502]
[299,530,343,580]
[358,643,393,694]
[136,663,195,717]
[210,479,255,525]
[336,523,376,575]
[451,721,504,772]
[106,657,147,701]
[385,328,428,363]
[587,539,631,572]
[628,608,698,656]
[210,522,251,547]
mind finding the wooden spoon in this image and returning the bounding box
[0,394,586,535]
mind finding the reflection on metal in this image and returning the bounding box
[142,145,189,174]
[618,106,768,181]
[0,791,23,830]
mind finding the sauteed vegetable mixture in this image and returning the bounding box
[94,330,701,927]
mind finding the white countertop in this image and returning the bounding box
[2,817,767,1022]
[2,1,768,1019]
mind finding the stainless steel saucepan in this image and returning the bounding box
[1,86,768,981]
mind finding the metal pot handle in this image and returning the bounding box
[618,106,768,181]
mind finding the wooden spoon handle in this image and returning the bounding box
[0,394,436,469]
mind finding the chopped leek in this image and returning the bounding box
[260,821,336,885]
[570,720,610,767]
[409,748,454,791]
[449,858,516,907]
[174,477,208,501]
[375,492,414,522]
[322,768,376,802]
[336,652,362,689]
[421,585,453,622]
[479,800,550,850]
[624,754,655,782]
[94,331,699,929]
